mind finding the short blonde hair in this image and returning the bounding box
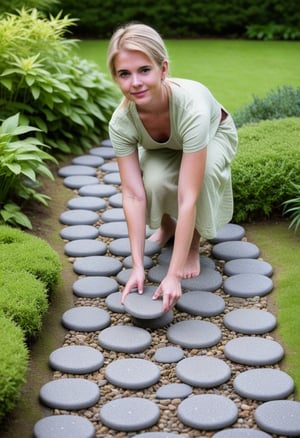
[107,23,169,78]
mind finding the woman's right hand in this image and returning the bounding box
[121,265,145,305]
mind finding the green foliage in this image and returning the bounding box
[232,118,300,223]
[0,0,59,15]
[0,313,28,421]
[246,23,300,40]
[283,183,300,231]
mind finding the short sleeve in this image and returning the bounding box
[109,108,138,157]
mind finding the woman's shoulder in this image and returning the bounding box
[167,78,217,111]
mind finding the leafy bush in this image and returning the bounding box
[283,182,300,231]
[232,85,300,128]
[232,117,300,223]
[246,23,300,40]
[0,0,58,15]
[0,313,28,421]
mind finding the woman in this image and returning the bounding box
[107,23,238,312]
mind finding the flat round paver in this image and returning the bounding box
[224,258,273,277]
[98,221,129,238]
[210,223,246,243]
[109,192,123,207]
[212,241,260,260]
[39,378,100,410]
[123,255,153,269]
[105,358,160,389]
[224,274,273,298]
[124,286,164,319]
[67,196,106,211]
[131,310,174,329]
[59,209,99,226]
[154,346,184,363]
[158,248,215,269]
[255,400,300,437]
[233,368,294,401]
[101,161,119,173]
[224,337,284,366]
[167,320,221,348]
[79,183,117,197]
[176,356,231,388]
[109,238,160,257]
[103,172,121,185]
[213,429,272,437]
[224,309,277,334]
[64,239,107,257]
[135,433,184,438]
[178,394,238,430]
[105,292,126,313]
[33,414,95,438]
[58,165,96,177]
[63,175,99,189]
[99,397,160,432]
[62,306,111,331]
[101,208,126,222]
[156,383,192,399]
[116,268,133,285]
[72,154,104,167]
[98,325,152,353]
[176,291,225,316]
[72,276,118,298]
[90,146,116,159]
[49,345,104,374]
[100,138,113,147]
[73,256,122,276]
[60,225,99,241]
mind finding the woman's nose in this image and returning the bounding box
[131,73,141,86]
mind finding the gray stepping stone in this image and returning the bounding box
[178,394,238,430]
[134,433,184,438]
[224,258,273,277]
[158,247,215,270]
[233,368,294,401]
[176,356,231,388]
[116,268,133,285]
[72,154,104,167]
[98,221,129,238]
[101,208,126,222]
[103,172,121,185]
[224,309,277,334]
[131,310,174,329]
[59,209,99,226]
[154,346,184,363]
[105,358,160,389]
[39,378,100,410]
[79,183,117,197]
[72,276,118,298]
[176,290,225,316]
[58,165,96,177]
[167,320,221,348]
[224,273,273,298]
[90,146,116,159]
[156,383,192,399]
[100,138,113,147]
[33,414,95,438]
[67,196,106,211]
[62,306,111,331]
[123,255,153,269]
[213,429,272,437]
[73,255,122,276]
[224,337,284,366]
[101,161,119,173]
[64,239,107,257]
[63,175,99,189]
[49,345,104,374]
[105,292,126,313]
[109,192,123,207]
[212,241,260,260]
[99,397,160,432]
[210,223,246,243]
[124,286,164,319]
[98,325,152,353]
[60,225,99,241]
[109,237,160,257]
[255,400,300,437]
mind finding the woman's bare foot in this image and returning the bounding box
[148,214,176,247]
[182,229,201,278]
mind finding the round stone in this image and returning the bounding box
[109,238,160,257]
[109,192,123,207]
[224,274,273,298]
[224,258,273,277]
[72,154,104,167]
[59,209,99,226]
[101,208,126,222]
[73,256,122,276]
[67,196,106,211]
[105,292,126,313]
[158,248,215,270]
[212,241,260,260]
[64,239,107,257]
[79,183,117,197]
[176,356,231,388]
[116,268,133,285]
[210,223,246,243]
[105,358,160,389]
[49,345,104,374]
[167,320,221,348]
[178,394,238,430]
[39,378,100,410]
[90,146,116,159]
[60,225,99,241]
[63,175,99,189]
[176,291,225,316]
[131,310,174,329]
[233,368,294,401]
[255,400,300,437]
[224,337,284,366]
[156,383,192,399]
[135,433,185,438]
[98,325,152,353]
[62,306,111,331]
[99,397,160,432]
[100,138,113,147]
[224,309,277,334]
[101,161,119,173]
[154,346,184,363]
[124,286,164,319]
[58,165,96,177]
[213,429,272,437]
[103,172,121,185]
[33,414,95,438]
[98,221,129,238]
[123,255,153,269]
[72,276,118,298]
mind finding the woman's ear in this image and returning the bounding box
[161,60,169,81]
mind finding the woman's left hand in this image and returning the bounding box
[152,274,182,313]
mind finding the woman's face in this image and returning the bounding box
[114,49,168,109]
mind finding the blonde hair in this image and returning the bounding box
[107,23,169,78]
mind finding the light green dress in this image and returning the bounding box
[109,78,238,239]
